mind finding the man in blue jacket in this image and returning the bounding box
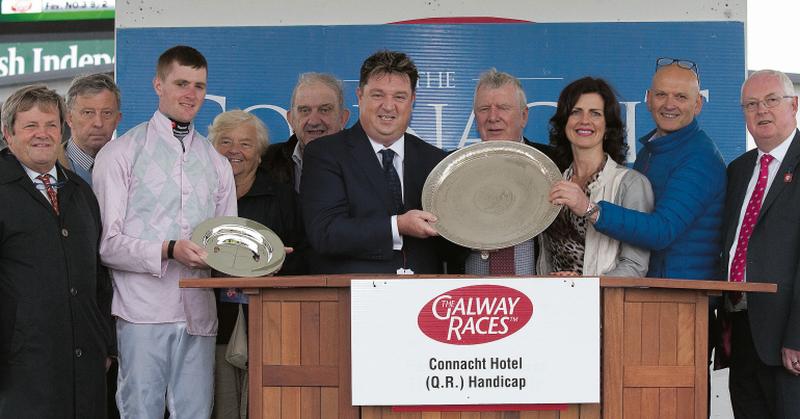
[572,58,726,280]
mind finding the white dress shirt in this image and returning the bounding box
[21,163,58,202]
[727,131,795,310]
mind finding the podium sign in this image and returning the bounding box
[351,278,600,406]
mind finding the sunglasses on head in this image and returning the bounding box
[655,57,699,80]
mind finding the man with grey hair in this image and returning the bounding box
[720,69,800,418]
[59,73,122,186]
[263,72,350,193]
[472,68,562,164]
[465,69,560,275]
[0,84,114,418]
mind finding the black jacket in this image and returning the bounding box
[0,148,114,419]
[261,134,299,191]
[720,130,800,365]
[523,137,567,172]
[216,166,307,343]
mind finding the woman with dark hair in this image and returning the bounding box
[540,77,653,277]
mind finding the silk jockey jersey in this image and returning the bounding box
[93,111,237,336]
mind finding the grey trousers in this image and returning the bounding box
[116,320,215,419]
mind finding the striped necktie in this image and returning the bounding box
[37,174,60,214]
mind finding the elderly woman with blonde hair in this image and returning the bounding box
[208,110,306,418]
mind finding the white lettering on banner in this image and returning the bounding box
[205,94,227,114]
[418,284,532,345]
[0,47,25,77]
[31,45,114,73]
[432,294,520,341]
[417,71,456,89]
[431,295,521,319]
[426,103,447,148]
[621,101,641,161]
[199,94,694,151]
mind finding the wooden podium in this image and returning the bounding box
[181,275,774,419]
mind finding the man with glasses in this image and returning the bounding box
[585,57,726,281]
[721,69,800,418]
[0,84,114,418]
[58,73,122,187]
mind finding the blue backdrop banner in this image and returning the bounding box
[117,22,745,162]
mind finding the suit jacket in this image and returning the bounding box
[523,137,567,172]
[301,122,448,274]
[262,134,298,191]
[721,129,800,365]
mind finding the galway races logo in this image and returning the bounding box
[417,284,533,345]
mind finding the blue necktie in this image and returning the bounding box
[379,149,404,215]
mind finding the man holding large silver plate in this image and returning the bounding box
[423,69,562,274]
[301,50,453,275]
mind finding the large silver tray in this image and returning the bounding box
[422,140,562,250]
[191,216,285,277]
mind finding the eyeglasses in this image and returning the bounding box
[655,57,699,79]
[741,95,796,112]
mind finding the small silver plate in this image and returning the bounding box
[422,140,562,250]
[191,216,285,277]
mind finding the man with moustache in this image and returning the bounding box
[93,45,236,418]
[0,84,114,418]
[466,68,562,275]
[574,58,726,281]
[262,72,350,193]
[301,50,448,274]
[58,73,122,187]
[721,70,800,418]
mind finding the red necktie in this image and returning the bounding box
[489,247,515,275]
[37,174,59,215]
[729,153,774,303]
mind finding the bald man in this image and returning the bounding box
[585,58,726,281]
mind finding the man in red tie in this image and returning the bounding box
[722,69,800,418]
[464,69,560,275]
[0,84,114,418]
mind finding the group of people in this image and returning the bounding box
[0,43,797,419]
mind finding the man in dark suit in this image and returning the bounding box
[301,50,447,274]
[58,72,122,419]
[0,84,114,418]
[464,69,561,275]
[721,69,800,418]
[262,72,350,193]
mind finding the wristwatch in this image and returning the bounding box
[584,202,600,220]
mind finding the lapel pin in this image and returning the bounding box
[785,172,794,183]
